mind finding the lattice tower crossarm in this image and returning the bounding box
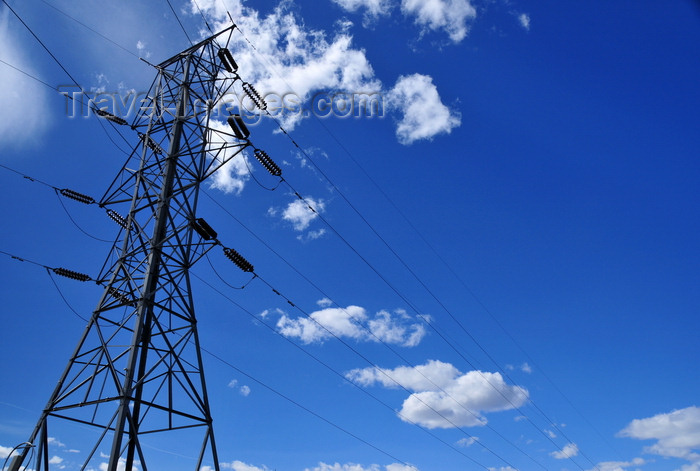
[9,25,248,471]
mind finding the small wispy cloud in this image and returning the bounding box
[518,13,531,31]
[276,304,427,347]
[550,442,579,460]
[401,0,477,43]
[331,0,393,26]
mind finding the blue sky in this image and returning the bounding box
[1,1,699,471]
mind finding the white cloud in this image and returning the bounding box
[306,464,418,471]
[400,0,476,43]
[331,0,393,25]
[488,467,518,471]
[388,74,460,145]
[276,305,426,346]
[346,360,528,428]
[190,0,459,144]
[619,406,700,468]
[520,363,532,373]
[0,10,51,149]
[280,197,325,231]
[307,464,379,471]
[368,309,426,347]
[518,13,531,31]
[99,457,138,471]
[333,0,478,42]
[190,0,382,130]
[302,228,327,241]
[205,119,252,194]
[0,445,15,459]
[136,40,151,59]
[584,458,645,471]
[47,437,66,448]
[227,378,250,396]
[385,465,419,471]
[317,297,333,307]
[550,442,579,460]
[49,455,64,464]
[221,461,270,471]
[457,436,478,447]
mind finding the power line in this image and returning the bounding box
[37,0,141,59]
[0,250,93,322]
[191,0,214,33]
[1,0,82,92]
[223,23,600,470]
[190,270,518,471]
[189,204,544,469]
[0,57,56,90]
[164,0,194,46]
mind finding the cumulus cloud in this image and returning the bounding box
[277,305,426,346]
[205,119,252,194]
[317,297,333,307]
[221,461,271,471]
[333,0,477,42]
[619,406,700,468]
[189,0,459,144]
[400,0,476,43]
[518,13,531,31]
[0,445,15,459]
[190,0,381,130]
[550,442,579,459]
[584,458,645,471]
[346,360,528,428]
[385,465,419,471]
[388,74,460,145]
[0,10,51,149]
[457,437,478,447]
[280,197,326,231]
[306,464,418,471]
[331,0,393,25]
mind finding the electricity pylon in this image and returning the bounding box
[9,25,252,471]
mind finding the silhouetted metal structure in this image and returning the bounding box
[9,25,250,471]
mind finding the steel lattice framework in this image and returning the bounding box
[10,25,251,471]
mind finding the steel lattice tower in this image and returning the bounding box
[10,25,249,471]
